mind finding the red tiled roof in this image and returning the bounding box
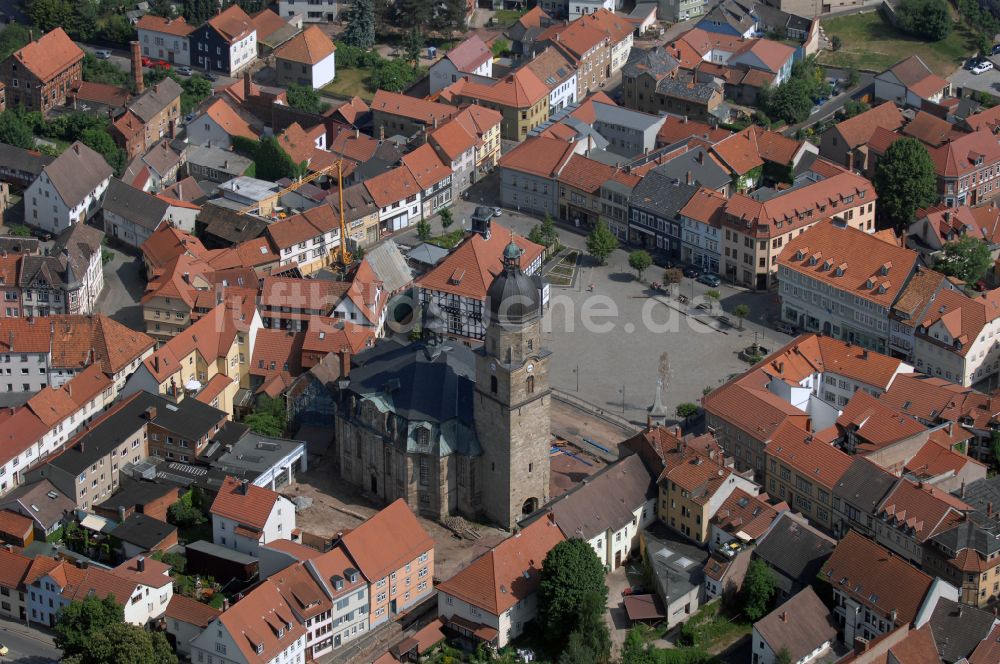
[766,421,852,488]
[904,438,985,480]
[274,26,335,65]
[363,165,421,208]
[556,154,617,193]
[340,499,433,582]
[498,136,577,178]
[207,4,255,43]
[203,99,259,140]
[371,90,456,125]
[831,101,905,149]
[443,34,492,72]
[711,488,780,541]
[451,68,549,108]
[657,116,731,146]
[137,15,195,37]
[0,509,33,537]
[216,578,307,663]
[165,593,221,627]
[11,28,83,82]
[877,479,967,543]
[266,204,339,250]
[437,517,564,615]
[416,223,544,300]
[210,476,280,531]
[836,390,927,451]
[250,9,286,42]
[821,531,934,627]
[778,219,918,308]
[0,546,32,589]
[402,143,452,189]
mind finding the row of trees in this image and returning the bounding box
[55,594,177,664]
[896,0,952,41]
[0,108,128,175]
[26,0,134,46]
[758,57,829,125]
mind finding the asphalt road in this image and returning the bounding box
[949,52,1000,97]
[784,67,876,136]
[0,618,61,664]
[75,41,239,88]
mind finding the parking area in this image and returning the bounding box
[949,52,1000,96]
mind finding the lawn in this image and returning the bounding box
[322,67,376,102]
[819,11,974,75]
[676,600,752,653]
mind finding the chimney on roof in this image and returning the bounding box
[853,637,870,655]
[118,506,126,523]
[686,170,693,185]
[130,41,144,95]
[243,71,251,101]
[989,502,994,517]
[780,611,787,623]
[143,406,157,420]
[137,556,145,572]
[222,598,229,611]
[241,479,250,495]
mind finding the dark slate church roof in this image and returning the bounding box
[346,337,481,456]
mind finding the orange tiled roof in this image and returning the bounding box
[207,4,255,43]
[766,420,852,488]
[363,165,421,208]
[453,68,549,108]
[250,9,286,42]
[371,90,456,125]
[437,516,564,615]
[416,223,544,301]
[832,101,905,149]
[657,116,731,146]
[216,578,307,663]
[203,99,259,141]
[821,531,933,626]
[878,479,968,543]
[498,135,577,178]
[556,154,617,193]
[266,204,340,250]
[777,219,918,308]
[165,593,221,627]
[340,499,433,582]
[210,476,280,530]
[836,390,928,451]
[0,546,32,588]
[0,509,33,537]
[905,438,984,480]
[274,25,335,65]
[11,28,83,82]
[136,15,195,37]
[402,143,452,189]
[711,488,780,540]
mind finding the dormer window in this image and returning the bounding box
[880,262,891,276]
[277,627,284,638]
[255,644,263,655]
[822,259,833,271]
[866,278,875,289]
[795,249,806,261]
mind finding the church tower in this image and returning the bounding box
[474,240,551,530]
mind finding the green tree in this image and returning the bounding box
[492,37,510,56]
[64,622,177,664]
[706,289,721,304]
[183,0,214,25]
[898,0,952,40]
[395,0,432,27]
[370,59,416,92]
[846,66,860,87]
[100,14,136,46]
[528,214,559,251]
[402,29,424,70]
[254,136,306,182]
[573,591,611,663]
[286,83,330,115]
[830,35,843,51]
[54,594,124,657]
[440,207,454,229]
[628,250,652,281]
[742,558,776,621]
[538,538,608,648]
[733,303,750,330]
[558,631,599,664]
[585,220,618,265]
[934,235,993,285]
[437,0,468,35]
[676,403,699,420]
[0,24,31,61]
[79,129,126,177]
[180,75,213,114]
[25,0,74,34]
[0,110,36,150]
[342,0,376,49]
[243,395,288,437]
[168,490,207,528]
[621,627,654,664]
[416,218,432,240]
[148,0,177,18]
[775,648,792,664]
[873,137,938,229]
[8,225,30,237]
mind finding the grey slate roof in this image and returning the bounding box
[186,144,254,175]
[47,392,225,477]
[593,102,664,133]
[630,170,699,218]
[651,146,730,191]
[141,141,182,177]
[199,203,268,246]
[110,512,177,549]
[184,538,258,565]
[407,242,450,267]
[348,337,476,425]
[328,183,378,223]
[206,431,305,478]
[656,75,722,103]
[0,142,53,177]
[364,240,413,294]
[754,587,837,662]
[51,223,104,288]
[623,46,680,80]
[102,178,169,231]
[95,479,176,513]
[928,598,996,663]
[42,142,113,207]
[700,0,757,34]
[0,479,73,532]
[525,454,656,539]
[833,458,897,514]
[754,513,835,594]
[127,77,181,124]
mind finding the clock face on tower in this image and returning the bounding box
[526,363,534,373]
[490,362,496,372]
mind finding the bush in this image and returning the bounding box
[830,35,843,51]
[897,0,952,40]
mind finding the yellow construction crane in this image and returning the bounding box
[236,159,352,267]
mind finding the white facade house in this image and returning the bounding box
[874,55,950,109]
[548,71,578,111]
[25,142,113,235]
[136,16,194,66]
[274,26,337,89]
[911,289,1000,387]
[279,0,338,22]
[210,477,297,556]
[304,548,370,655]
[429,35,494,94]
[570,0,615,19]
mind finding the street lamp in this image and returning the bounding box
[572,364,580,392]
[620,384,626,413]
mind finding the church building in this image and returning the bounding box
[333,241,551,529]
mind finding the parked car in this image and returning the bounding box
[175,65,192,76]
[776,322,797,335]
[697,273,721,287]
[973,60,994,75]
[94,49,112,59]
[493,207,502,217]
[202,71,218,81]
[0,642,8,655]
[965,57,981,70]
[152,60,171,71]
[992,44,1000,55]
[141,55,152,67]
[682,265,701,278]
